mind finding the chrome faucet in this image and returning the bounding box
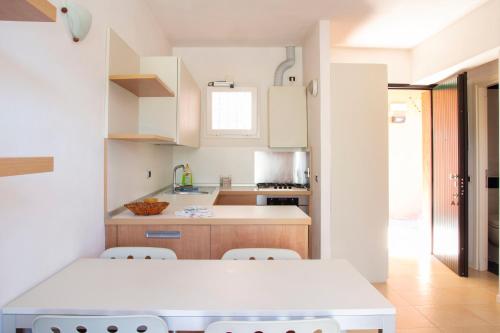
[173,164,185,191]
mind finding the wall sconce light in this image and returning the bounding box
[307,79,318,97]
[61,2,92,42]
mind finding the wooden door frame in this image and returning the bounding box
[471,77,498,271]
[458,73,469,276]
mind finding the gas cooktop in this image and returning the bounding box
[256,183,309,190]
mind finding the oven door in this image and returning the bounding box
[256,195,309,215]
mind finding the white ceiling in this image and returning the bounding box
[146,0,488,49]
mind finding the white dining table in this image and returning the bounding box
[1,259,395,332]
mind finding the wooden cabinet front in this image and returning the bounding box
[210,225,308,259]
[115,225,210,259]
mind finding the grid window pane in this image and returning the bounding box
[211,91,252,130]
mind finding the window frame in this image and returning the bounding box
[206,86,259,138]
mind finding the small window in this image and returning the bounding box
[207,87,258,137]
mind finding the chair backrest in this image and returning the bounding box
[33,315,168,333]
[221,248,301,260]
[206,318,340,333]
[100,247,177,260]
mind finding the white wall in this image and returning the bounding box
[302,21,331,259]
[107,142,173,211]
[172,146,257,184]
[330,63,389,282]
[412,0,500,84]
[331,47,411,84]
[466,60,498,270]
[0,0,170,310]
[171,46,303,183]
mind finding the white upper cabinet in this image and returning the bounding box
[268,86,307,148]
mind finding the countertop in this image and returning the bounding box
[107,186,311,226]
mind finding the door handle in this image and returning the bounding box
[145,231,181,239]
[449,174,460,188]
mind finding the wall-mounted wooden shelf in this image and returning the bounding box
[108,133,175,144]
[0,0,57,22]
[109,74,175,97]
[0,157,54,177]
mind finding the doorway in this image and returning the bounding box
[387,88,432,258]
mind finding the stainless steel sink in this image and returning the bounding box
[170,186,216,195]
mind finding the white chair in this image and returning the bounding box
[33,315,168,333]
[221,248,301,260]
[206,318,340,333]
[100,247,177,260]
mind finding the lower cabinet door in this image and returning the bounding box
[210,225,308,259]
[116,225,210,259]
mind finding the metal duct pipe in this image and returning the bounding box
[274,46,295,86]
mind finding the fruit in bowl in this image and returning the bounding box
[143,197,159,204]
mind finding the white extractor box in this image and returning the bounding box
[268,86,307,148]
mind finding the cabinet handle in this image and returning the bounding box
[145,231,181,239]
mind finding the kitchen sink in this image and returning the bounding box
[170,186,216,195]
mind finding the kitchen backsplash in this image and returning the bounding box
[172,147,309,185]
[254,151,309,184]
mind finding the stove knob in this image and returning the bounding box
[274,186,278,189]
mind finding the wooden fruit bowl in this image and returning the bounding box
[125,201,169,216]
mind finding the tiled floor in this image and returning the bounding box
[351,219,500,332]
[351,255,499,332]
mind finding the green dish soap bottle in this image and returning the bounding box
[181,163,193,186]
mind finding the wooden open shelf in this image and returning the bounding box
[108,133,175,144]
[0,157,54,177]
[0,0,57,22]
[109,74,175,97]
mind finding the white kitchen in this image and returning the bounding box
[2,1,500,333]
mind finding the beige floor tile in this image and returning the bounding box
[416,305,490,327]
[373,284,413,308]
[439,326,500,333]
[397,307,436,329]
[396,288,444,306]
[383,225,499,333]
[398,287,498,306]
[397,328,443,333]
[463,303,500,325]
